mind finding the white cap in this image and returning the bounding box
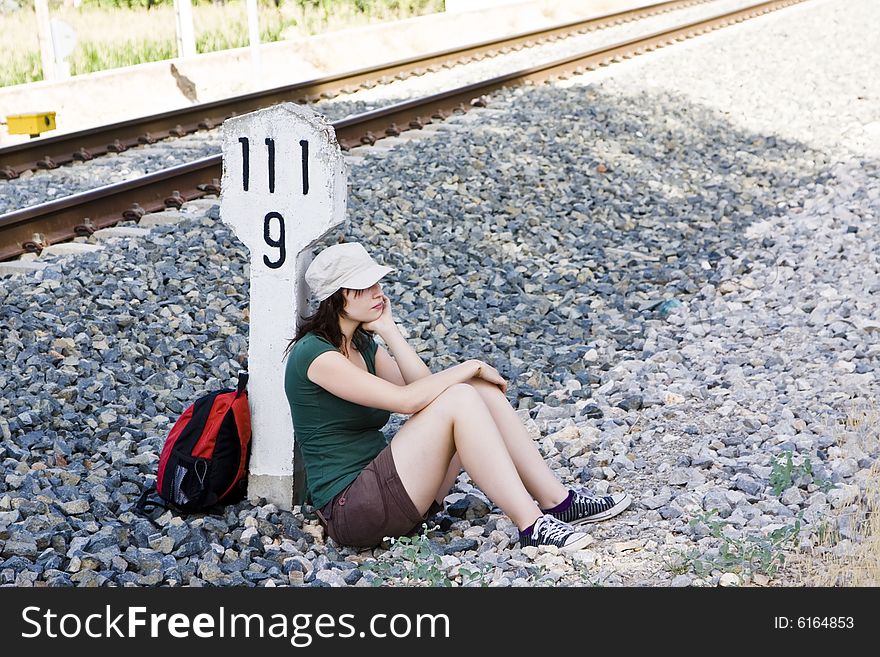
[305,242,394,302]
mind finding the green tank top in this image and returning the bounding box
[284,331,391,510]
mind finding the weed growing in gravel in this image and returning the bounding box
[569,559,607,587]
[457,566,490,587]
[668,509,803,581]
[769,452,834,496]
[772,396,879,585]
[360,525,490,587]
[361,528,448,587]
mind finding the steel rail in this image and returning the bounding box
[0,0,805,262]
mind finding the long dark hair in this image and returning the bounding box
[283,287,374,359]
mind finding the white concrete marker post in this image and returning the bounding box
[220,103,347,510]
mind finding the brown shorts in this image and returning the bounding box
[316,444,443,548]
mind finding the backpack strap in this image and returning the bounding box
[134,483,171,528]
[236,369,249,398]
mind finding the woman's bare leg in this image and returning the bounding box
[435,453,462,507]
[390,384,542,531]
[463,377,569,509]
[430,378,569,508]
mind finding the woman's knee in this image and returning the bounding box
[420,383,483,418]
[465,376,504,395]
[438,382,483,406]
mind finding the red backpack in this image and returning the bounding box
[136,371,251,522]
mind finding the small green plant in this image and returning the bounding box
[665,554,691,576]
[360,525,494,587]
[361,526,449,586]
[801,457,836,493]
[569,558,607,587]
[669,509,803,580]
[770,452,796,495]
[457,565,489,587]
[812,519,841,548]
[769,453,834,496]
[527,563,547,581]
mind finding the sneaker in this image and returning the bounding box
[549,488,632,525]
[519,514,592,552]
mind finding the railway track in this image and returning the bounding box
[0,0,708,181]
[0,0,805,263]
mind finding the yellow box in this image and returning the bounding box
[7,112,57,136]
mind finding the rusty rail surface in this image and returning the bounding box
[0,0,805,262]
[0,0,707,180]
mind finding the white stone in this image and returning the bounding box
[0,260,49,275]
[180,198,218,213]
[302,522,325,544]
[39,243,104,257]
[59,500,90,515]
[719,573,741,587]
[139,210,186,227]
[827,484,860,509]
[549,425,580,442]
[439,555,460,570]
[520,546,538,559]
[570,550,598,566]
[93,226,152,239]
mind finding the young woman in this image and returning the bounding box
[284,241,631,552]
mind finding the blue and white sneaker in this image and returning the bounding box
[549,488,632,525]
[519,514,592,552]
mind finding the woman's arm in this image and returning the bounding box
[308,353,480,415]
[375,323,432,384]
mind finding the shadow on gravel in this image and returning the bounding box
[338,83,873,399]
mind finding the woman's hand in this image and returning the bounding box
[470,359,508,395]
[361,294,395,334]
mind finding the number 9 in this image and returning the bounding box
[263,211,286,269]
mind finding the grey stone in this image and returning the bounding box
[444,539,478,555]
[59,500,90,515]
[701,492,732,518]
[734,475,763,496]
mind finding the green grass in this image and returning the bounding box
[4,50,43,87]
[70,39,177,76]
[1,0,445,87]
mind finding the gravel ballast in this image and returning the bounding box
[1,0,878,587]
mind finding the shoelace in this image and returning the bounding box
[535,515,575,544]
[573,487,613,504]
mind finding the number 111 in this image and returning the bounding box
[237,137,311,269]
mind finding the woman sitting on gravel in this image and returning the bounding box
[283,241,631,552]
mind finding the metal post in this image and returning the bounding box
[246,0,262,85]
[173,0,197,59]
[34,0,56,82]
